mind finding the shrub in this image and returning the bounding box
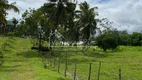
[7,32,15,36]
[95,33,118,51]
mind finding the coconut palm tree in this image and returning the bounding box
[46,0,77,25]
[78,1,98,45]
[41,0,77,47]
[0,0,19,24]
[0,0,19,34]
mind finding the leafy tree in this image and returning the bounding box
[11,18,18,32]
[15,21,27,37]
[95,32,118,51]
[19,8,49,48]
[119,30,131,46]
[131,32,142,46]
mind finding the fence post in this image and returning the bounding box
[97,61,102,80]
[49,58,52,67]
[64,54,67,77]
[88,63,92,80]
[66,52,68,70]
[74,61,77,80]
[119,68,121,80]
[54,57,56,71]
[58,57,61,73]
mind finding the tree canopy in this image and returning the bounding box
[16,1,98,47]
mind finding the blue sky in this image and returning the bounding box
[7,0,142,33]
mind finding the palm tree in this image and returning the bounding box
[0,0,19,24]
[0,0,19,34]
[78,1,98,45]
[46,0,77,25]
[41,0,77,47]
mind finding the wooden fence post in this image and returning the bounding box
[74,61,77,80]
[97,61,102,80]
[64,55,67,77]
[88,63,92,80]
[66,52,68,70]
[54,57,56,71]
[58,57,61,73]
[119,68,121,80]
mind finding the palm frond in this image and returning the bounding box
[48,0,58,2]
[5,3,19,13]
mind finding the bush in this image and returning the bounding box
[7,32,15,36]
[95,33,118,51]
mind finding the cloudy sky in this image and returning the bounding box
[7,0,142,33]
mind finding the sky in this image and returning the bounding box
[7,0,142,33]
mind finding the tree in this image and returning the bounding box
[119,30,131,46]
[40,0,77,47]
[131,32,142,46]
[0,0,19,34]
[0,0,19,24]
[17,1,99,50]
[78,1,98,45]
[11,18,18,32]
[95,32,118,51]
[20,8,49,49]
[62,1,79,45]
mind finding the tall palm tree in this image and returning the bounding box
[78,1,98,45]
[41,0,77,47]
[0,0,19,25]
[0,0,19,34]
[47,0,77,26]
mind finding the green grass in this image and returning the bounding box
[56,46,142,80]
[0,37,72,80]
[0,37,142,80]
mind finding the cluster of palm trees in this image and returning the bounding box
[0,0,19,34]
[48,0,98,45]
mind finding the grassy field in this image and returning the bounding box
[0,37,142,80]
[54,46,142,80]
[0,37,72,80]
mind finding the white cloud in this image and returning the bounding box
[95,0,142,33]
[6,0,142,33]
[7,0,46,19]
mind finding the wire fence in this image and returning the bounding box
[41,51,123,80]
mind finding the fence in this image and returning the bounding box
[41,52,123,80]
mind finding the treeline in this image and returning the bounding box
[119,31,142,46]
[111,30,142,46]
[94,28,142,51]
